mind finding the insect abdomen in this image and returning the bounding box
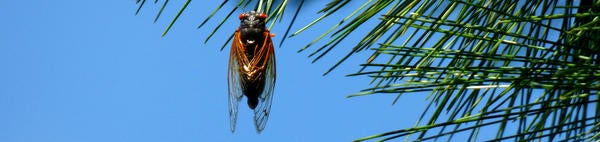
[241,75,266,109]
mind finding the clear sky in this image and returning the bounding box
[0,1,463,142]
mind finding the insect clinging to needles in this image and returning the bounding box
[227,11,276,133]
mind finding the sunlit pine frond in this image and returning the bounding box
[304,0,600,141]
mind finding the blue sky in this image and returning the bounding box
[0,1,467,142]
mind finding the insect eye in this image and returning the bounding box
[239,14,246,20]
[258,13,267,19]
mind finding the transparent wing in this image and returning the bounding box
[228,30,244,133]
[254,31,276,133]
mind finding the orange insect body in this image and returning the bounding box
[228,11,276,133]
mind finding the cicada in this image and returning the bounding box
[228,11,276,133]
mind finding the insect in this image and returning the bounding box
[228,11,276,133]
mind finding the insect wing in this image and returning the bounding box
[254,31,276,133]
[227,30,245,133]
